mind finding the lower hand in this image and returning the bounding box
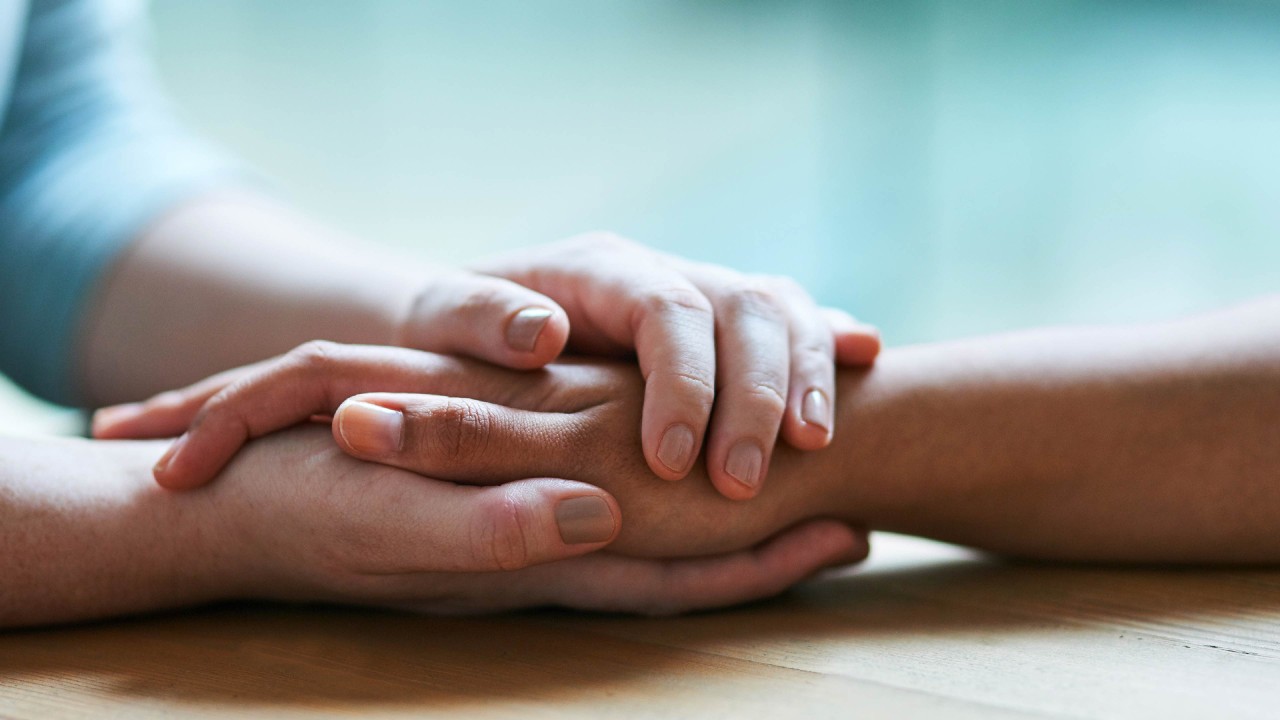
[200,428,867,615]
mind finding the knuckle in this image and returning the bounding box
[191,393,229,428]
[794,339,837,372]
[413,398,494,464]
[457,284,507,317]
[722,282,785,322]
[739,377,788,414]
[653,368,715,409]
[801,333,837,355]
[188,388,242,433]
[290,340,340,372]
[474,493,532,571]
[634,287,714,326]
[145,390,186,410]
[767,273,805,297]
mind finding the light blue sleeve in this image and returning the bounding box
[0,0,241,406]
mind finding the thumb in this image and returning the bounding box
[369,476,622,572]
[397,271,571,370]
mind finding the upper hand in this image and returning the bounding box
[96,233,879,499]
[200,427,867,615]
[469,233,880,498]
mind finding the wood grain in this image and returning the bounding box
[3,534,1278,719]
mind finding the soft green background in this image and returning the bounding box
[3,0,1278,433]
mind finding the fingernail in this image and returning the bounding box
[337,401,404,455]
[656,423,695,474]
[154,432,188,475]
[555,496,616,544]
[725,440,763,490]
[802,389,830,433]
[92,402,143,435]
[506,307,554,353]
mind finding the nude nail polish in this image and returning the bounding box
[725,440,763,490]
[802,389,830,433]
[656,423,695,474]
[555,496,616,544]
[506,307,554,352]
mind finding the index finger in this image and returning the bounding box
[149,342,543,490]
[495,252,717,481]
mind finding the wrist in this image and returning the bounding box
[0,438,246,627]
[110,441,251,607]
[801,353,936,529]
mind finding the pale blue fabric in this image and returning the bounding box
[0,0,238,406]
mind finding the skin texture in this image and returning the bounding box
[0,431,867,629]
[99,294,1280,563]
[10,295,1280,628]
[81,190,880,500]
[93,346,835,558]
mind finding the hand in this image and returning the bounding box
[470,233,880,498]
[324,362,856,559]
[200,428,868,615]
[96,233,880,499]
[97,344,858,558]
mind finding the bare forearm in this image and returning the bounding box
[830,298,1280,563]
[79,190,424,405]
[0,438,234,628]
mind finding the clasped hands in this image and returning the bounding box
[93,235,880,615]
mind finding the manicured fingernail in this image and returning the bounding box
[802,389,830,433]
[656,423,695,474]
[725,440,763,490]
[337,401,404,455]
[92,403,143,435]
[154,433,188,475]
[506,307,554,353]
[555,496,617,544]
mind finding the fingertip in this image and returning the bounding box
[823,523,869,568]
[553,492,621,547]
[835,327,881,366]
[152,432,234,492]
[332,398,404,458]
[843,527,872,565]
[647,421,699,481]
[707,438,769,501]
[486,479,621,569]
[764,521,861,580]
[782,410,833,452]
[90,404,139,439]
[709,470,762,501]
[502,304,570,369]
[153,467,202,490]
[536,305,571,360]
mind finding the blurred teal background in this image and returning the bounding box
[3,0,1280,433]
[147,0,1280,337]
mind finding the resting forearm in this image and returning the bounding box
[0,438,235,628]
[79,189,423,405]
[827,297,1280,563]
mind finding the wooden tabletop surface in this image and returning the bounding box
[3,533,1278,719]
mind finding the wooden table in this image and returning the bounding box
[3,534,1278,718]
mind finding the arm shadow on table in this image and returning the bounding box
[3,537,1280,713]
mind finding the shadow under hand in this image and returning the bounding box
[4,534,1280,716]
